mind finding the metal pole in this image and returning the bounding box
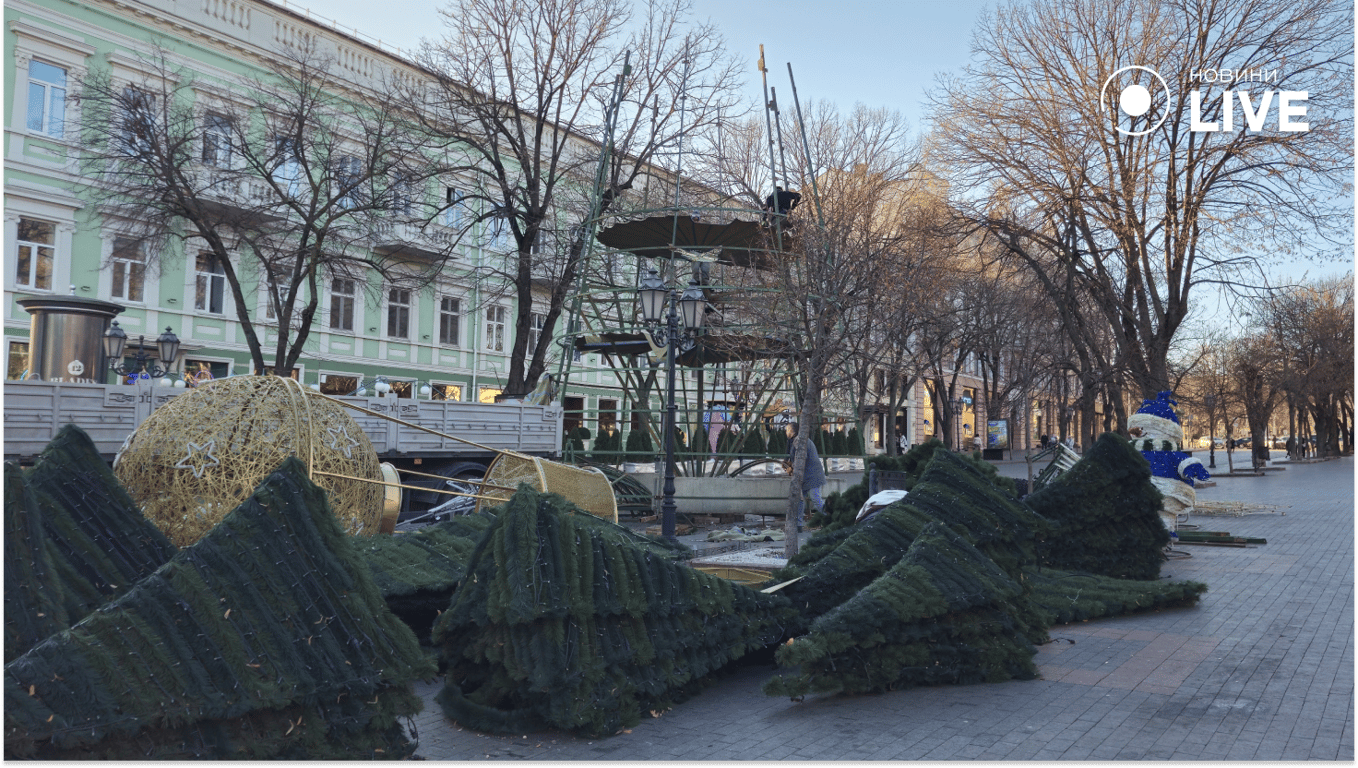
[786,63,826,231]
[660,292,681,543]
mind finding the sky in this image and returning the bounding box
[280,0,993,133]
[294,0,1350,294]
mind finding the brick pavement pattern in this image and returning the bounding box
[410,456,1353,760]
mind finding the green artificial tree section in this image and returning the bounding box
[776,450,1051,638]
[1024,433,1169,580]
[432,485,793,737]
[815,439,1018,533]
[359,513,496,641]
[1026,567,1207,626]
[3,464,73,662]
[25,425,178,604]
[5,458,436,760]
[765,523,1040,698]
[894,450,1051,585]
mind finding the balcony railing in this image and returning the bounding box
[372,221,460,259]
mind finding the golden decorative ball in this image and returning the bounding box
[114,375,384,547]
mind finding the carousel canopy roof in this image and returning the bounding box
[573,331,791,367]
[595,214,787,268]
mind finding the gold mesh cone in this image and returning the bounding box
[113,375,384,547]
[476,453,618,523]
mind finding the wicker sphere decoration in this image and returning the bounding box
[114,375,384,547]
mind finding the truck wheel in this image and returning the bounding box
[401,461,486,521]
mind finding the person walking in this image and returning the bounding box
[788,425,825,532]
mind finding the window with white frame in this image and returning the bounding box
[484,305,507,352]
[443,187,466,228]
[334,154,362,209]
[431,383,462,401]
[439,296,461,346]
[263,267,283,321]
[194,252,225,314]
[8,341,31,380]
[527,311,545,354]
[202,113,232,167]
[487,214,514,252]
[391,172,415,216]
[387,287,411,339]
[272,135,303,197]
[120,87,156,156]
[15,218,55,291]
[329,277,355,331]
[26,60,66,137]
[110,237,145,302]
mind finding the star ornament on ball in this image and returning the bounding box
[174,439,221,479]
[324,424,360,459]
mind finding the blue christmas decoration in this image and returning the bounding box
[1128,391,1209,489]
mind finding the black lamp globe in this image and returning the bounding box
[103,320,129,361]
[156,326,181,367]
[638,268,667,324]
[678,281,706,331]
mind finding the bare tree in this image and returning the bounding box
[414,0,742,397]
[1266,275,1354,456]
[933,0,1353,404]
[728,102,919,556]
[77,43,457,375]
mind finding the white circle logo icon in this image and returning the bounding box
[67,359,85,377]
[1100,66,1171,136]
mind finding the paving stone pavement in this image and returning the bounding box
[409,456,1353,760]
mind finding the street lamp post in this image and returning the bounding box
[1204,393,1217,468]
[637,268,706,542]
[103,321,181,380]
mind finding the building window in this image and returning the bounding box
[120,87,156,155]
[478,386,501,404]
[272,136,303,197]
[443,187,466,228]
[202,113,233,167]
[431,383,462,401]
[487,214,514,252]
[335,154,362,209]
[387,287,411,339]
[320,373,359,395]
[329,278,355,331]
[391,172,415,216]
[110,237,145,302]
[439,296,461,346]
[27,61,66,137]
[15,218,55,291]
[263,267,282,321]
[527,311,545,354]
[194,252,226,314]
[7,341,31,380]
[484,305,506,352]
[387,379,415,399]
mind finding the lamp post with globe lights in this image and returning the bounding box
[636,268,706,543]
